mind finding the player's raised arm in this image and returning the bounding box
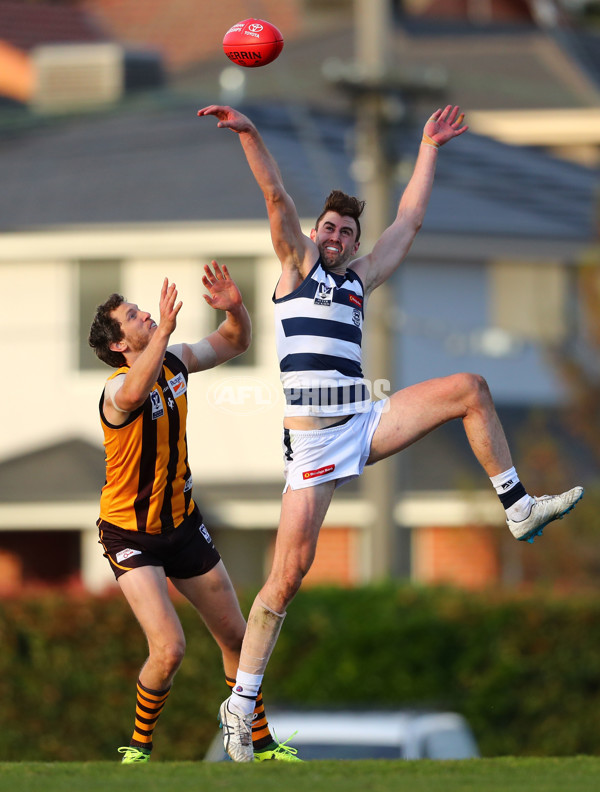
[198,105,312,276]
[357,105,468,295]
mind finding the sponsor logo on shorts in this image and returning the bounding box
[303,464,335,480]
[168,372,187,398]
[199,524,212,543]
[116,548,142,563]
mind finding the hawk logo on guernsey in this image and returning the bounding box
[168,372,187,398]
[150,389,164,420]
[314,282,333,307]
[303,464,335,480]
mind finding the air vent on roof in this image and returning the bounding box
[31,43,124,113]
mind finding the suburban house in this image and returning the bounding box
[0,1,599,595]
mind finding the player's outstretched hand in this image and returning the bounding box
[423,105,468,147]
[202,261,243,312]
[158,277,183,335]
[197,105,254,134]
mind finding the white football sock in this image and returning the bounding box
[490,466,534,521]
[229,670,263,716]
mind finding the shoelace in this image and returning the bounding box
[229,708,252,746]
[270,730,299,757]
[118,746,149,762]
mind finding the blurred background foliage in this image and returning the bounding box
[2,586,600,760]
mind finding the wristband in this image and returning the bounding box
[422,134,440,149]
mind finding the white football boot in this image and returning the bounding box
[507,486,584,543]
[219,696,254,762]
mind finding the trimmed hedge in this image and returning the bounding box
[1,585,600,760]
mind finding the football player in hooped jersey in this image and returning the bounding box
[88,262,300,764]
[199,104,584,762]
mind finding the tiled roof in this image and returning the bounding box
[177,19,600,113]
[0,1,108,51]
[0,438,105,502]
[0,100,596,242]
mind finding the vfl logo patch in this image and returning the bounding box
[168,372,187,398]
[116,548,142,564]
[150,389,164,420]
[314,282,333,306]
[303,464,335,480]
[349,294,362,308]
[199,523,212,543]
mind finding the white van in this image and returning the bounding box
[204,709,480,761]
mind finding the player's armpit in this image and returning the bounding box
[171,339,218,373]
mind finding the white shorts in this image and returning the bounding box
[282,400,387,492]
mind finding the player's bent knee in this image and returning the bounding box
[271,549,314,593]
[456,372,491,404]
[276,570,304,606]
[219,627,244,655]
[153,639,186,677]
[470,373,492,405]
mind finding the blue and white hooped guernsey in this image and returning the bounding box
[273,258,371,417]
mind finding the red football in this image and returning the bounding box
[223,18,284,68]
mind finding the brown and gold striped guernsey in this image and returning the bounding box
[98,351,195,534]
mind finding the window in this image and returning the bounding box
[78,259,122,370]
[490,260,568,344]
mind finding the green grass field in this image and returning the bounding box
[1,758,599,792]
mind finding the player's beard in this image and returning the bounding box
[127,324,155,353]
[319,243,352,271]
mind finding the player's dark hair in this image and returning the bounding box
[88,293,127,368]
[315,190,366,242]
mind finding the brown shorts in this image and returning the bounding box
[98,506,221,580]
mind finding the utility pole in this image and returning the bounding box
[353,0,396,581]
[325,0,445,581]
